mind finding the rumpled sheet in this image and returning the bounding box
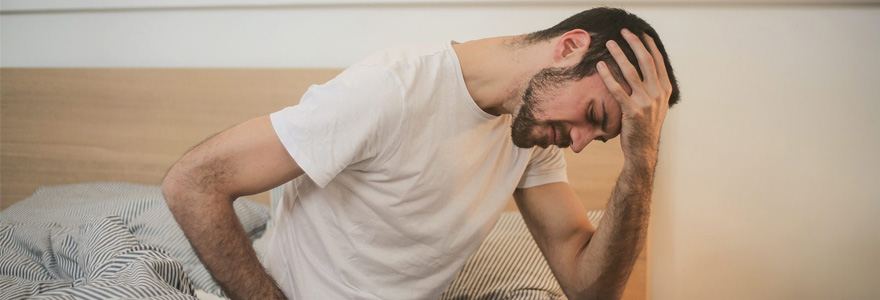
[0,215,196,299]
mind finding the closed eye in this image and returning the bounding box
[601,101,608,133]
[588,103,601,127]
[587,101,609,143]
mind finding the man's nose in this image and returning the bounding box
[569,128,593,154]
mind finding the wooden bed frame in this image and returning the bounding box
[0,68,642,299]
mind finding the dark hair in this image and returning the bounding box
[524,7,681,107]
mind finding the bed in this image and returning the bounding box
[0,68,642,299]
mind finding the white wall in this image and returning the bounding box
[1,3,596,68]
[3,2,879,300]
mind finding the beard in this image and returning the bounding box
[510,67,575,149]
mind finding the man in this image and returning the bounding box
[163,7,680,300]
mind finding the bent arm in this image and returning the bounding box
[162,115,303,300]
[516,29,672,299]
[514,169,651,300]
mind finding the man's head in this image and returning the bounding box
[509,7,680,152]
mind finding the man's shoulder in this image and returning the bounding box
[356,41,453,72]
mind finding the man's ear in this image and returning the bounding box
[553,29,591,64]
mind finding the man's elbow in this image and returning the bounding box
[161,168,187,211]
[566,275,629,300]
[161,160,235,212]
[567,286,623,300]
[563,264,626,300]
[162,161,202,211]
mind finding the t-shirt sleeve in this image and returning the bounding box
[517,146,568,189]
[269,65,403,188]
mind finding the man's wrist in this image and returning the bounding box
[623,150,658,171]
[619,155,658,193]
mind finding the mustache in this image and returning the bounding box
[549,122,573,148]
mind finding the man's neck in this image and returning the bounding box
[452,36,553,116]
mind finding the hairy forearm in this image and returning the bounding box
[566,27,673,299]
[573,152,656,299]
[163,184,288,300]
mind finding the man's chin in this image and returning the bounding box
[511,138,536,149]
[512,137,550,149]
[513,139,572,150]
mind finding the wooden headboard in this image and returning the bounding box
[0,68,623,211]
[1,68,337,209]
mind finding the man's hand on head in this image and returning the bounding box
[596,28,674,167]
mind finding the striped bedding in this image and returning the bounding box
[1,215,196,299]
[439,210,603,300]
[1,182,602,300]
[0,182,270,299]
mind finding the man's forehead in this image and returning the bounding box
[586,70,633,96]
[580,72,631,95]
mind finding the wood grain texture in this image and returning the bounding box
[1,68,340,209]
[0,68,642,299]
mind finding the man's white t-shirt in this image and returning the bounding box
[265,41,568,299]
